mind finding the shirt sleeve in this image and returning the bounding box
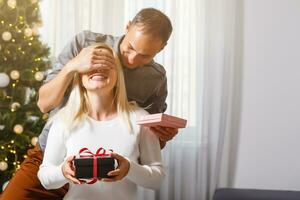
[44,31,86,84]
[125,126,165,190]
[37,120,69,189]
[145,75,168,114]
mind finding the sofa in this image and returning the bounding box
[214,188,300,200]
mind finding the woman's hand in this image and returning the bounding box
[62,155,81,184]
[102,153,130,182]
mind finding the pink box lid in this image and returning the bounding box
[137,113,187,128]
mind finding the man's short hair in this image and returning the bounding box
[131,8,173,45]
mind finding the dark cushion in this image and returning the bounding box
[214,188,300,200]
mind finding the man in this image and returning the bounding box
[1,8,177,200]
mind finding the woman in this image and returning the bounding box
[37,43,165,200]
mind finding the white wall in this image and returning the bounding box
[233,0,300,190]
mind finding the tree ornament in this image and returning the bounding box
[31,137,38,146]
[7,0,16,8]
[0,72,10,87]
[10,70,20,80]
[10,102,21,111]
[42,113,49,120]
[24,28,33,37]
[0,161,8,171]
[32,26,39,35]
[34,71,44,81]
[36,21,43,27]
[2,180,9,191]
[13,124,23,134]
[27,115,39,122]
[2,31,12,41]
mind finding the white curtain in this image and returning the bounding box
[201,1,243,199]
[39,0,242,199]
[40,0,125,56]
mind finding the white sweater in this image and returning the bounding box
[38,109,165,200]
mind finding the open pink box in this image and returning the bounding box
[137,113,187,128]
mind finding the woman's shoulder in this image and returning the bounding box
[130,105,150,119]
[49,116,65,130]
[126,106,150,132]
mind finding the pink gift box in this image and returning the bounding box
[137,113,187,128]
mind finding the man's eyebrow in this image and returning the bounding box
[128,42,150,57]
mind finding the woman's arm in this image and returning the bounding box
[37,121,69,189]
[125,127,165,190]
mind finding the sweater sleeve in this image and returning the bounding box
[37,120,69,189]
[125,126,165,190]
[144,74,168,114]
[43,31,86,84]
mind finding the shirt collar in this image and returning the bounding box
[113,35,125,56]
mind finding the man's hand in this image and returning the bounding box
[150,126,179,149]
[38,46,116,113]
[62,156,82,184]
[66,46,116,74]
[102,153,130,182]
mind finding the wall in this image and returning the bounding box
[233,0,300,190]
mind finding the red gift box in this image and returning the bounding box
[137,113,187,128]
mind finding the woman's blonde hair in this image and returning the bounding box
[50,43,136,133]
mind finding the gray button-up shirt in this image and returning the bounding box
[38,30,168,152]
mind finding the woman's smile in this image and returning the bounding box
[89,73,108,81]
[82,68,117,92]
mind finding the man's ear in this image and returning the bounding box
[125,21,132,33]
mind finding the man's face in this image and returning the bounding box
[119,25,164,69]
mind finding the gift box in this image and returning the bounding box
[74,157,115,179]
[74,148,115,182]
[137,113,187,128]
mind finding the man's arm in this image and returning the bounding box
[143,75,179,149]
[146,75,168,114]
[144,75,167,148]
[145,75,168,114]
[37,32,83,113]
[38,33,116,113]
[37,64,75,113]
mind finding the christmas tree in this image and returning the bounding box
[0,0,49,190]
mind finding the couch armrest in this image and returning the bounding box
[214,188,300,200]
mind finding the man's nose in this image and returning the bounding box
[128,52,139,64]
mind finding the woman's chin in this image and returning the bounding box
[87,84,114,93]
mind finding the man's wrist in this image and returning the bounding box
[64,61,77,75]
